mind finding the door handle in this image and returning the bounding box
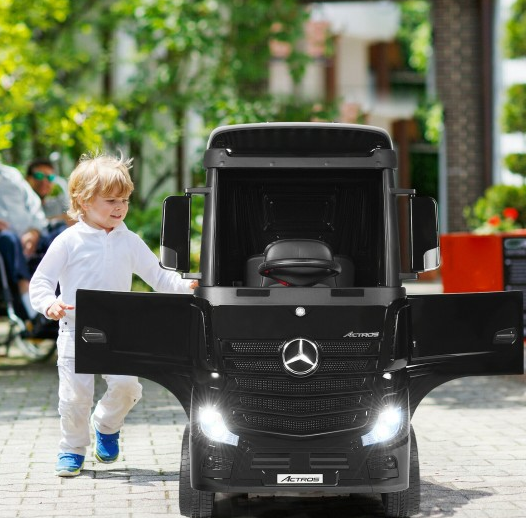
[493,327,517,345]
[81,327,107,343]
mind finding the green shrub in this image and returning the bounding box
[464,184,526,234]
[505,153,526,178]
[502,84,526,134]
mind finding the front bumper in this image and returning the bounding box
[190,430,410,494]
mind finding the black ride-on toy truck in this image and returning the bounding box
[75,123,524,518]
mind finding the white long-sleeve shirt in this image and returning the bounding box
[0,163,47,236]
[29,217,193,332]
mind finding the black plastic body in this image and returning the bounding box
[75,123,524,499]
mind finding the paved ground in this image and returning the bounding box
[1,279,524,517]
[0,353,525,518]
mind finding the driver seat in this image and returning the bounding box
[245,239,353,287]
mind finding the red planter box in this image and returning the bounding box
[440,233,504,293]
[441,231,526,293]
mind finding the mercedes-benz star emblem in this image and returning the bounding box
[282,338,319,377]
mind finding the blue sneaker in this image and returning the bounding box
[55,453,85,477]
[91,415,120,463]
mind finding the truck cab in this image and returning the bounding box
[76,123,523,518]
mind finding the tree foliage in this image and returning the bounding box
[397,0,431,73]
[505,0,526,58]
[1,0,321,206]
[502,1,526,181]
[505,152,526,178]
[502,84,526,134]
[0,0,122,161]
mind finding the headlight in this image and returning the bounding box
[199,406,239,446]
[361,406,403,446]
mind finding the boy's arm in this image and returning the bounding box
[29,238,67,317]
[131,234,194,294]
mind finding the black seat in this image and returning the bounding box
[244,239,355,287]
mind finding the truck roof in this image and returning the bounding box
[206,122,393,157]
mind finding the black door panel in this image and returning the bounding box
[75,289,202,413]
[407,291,524,412]
[409,291,523,369]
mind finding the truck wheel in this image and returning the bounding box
[381,425,421,518]
[192,489,215,518]
[179,424,216,518]
[179,425,193,517]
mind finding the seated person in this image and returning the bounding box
[26,158,72,245]
[0,162,49,320]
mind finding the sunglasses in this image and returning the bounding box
[32,171,56,181]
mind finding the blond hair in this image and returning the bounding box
[68,153,134,220]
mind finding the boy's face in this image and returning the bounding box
[81,188,129,232]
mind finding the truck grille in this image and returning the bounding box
[227,341,375,355]
[221,339,378,436]
[243,412,368,435]
[235,377,366,394]
[227,358,371,373]
[239,394,365,415]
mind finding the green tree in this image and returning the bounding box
[502,84,526,134]
[505,153,526,178]
[397,0,431,73]
[221,0,309,97]
[0,0,122,163]
[502,1,526,179]
[1,0,322,207]
[505,0,526,58]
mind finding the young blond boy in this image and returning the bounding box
[30,153,196,476]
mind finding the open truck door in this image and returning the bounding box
[407,290,524,413]
[75,289,205,414]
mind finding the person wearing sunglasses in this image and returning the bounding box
[27,159,71,228]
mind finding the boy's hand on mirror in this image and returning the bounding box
[190,280,199,290]
[46,301,75,320]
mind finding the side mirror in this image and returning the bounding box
[160,195,190,271]
[410,196,440,272]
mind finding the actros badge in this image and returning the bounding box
[282,338,319,376]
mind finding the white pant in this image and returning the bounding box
[56,330,142,456]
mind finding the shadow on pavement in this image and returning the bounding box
[51,467,493,518]
[213,492,385,518]
[420,376,526,410]
[211,478,491,518]
[75,467,180,483]
[418,479,492,517]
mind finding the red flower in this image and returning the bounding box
[488,215,501,226]
[503,207,519,221]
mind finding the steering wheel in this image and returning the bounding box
[258,258,341,287]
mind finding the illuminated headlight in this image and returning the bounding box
[199,406,239,446]
[361,406,403,446]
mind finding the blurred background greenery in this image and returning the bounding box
[1,0,442,282]
[0,0,435,191]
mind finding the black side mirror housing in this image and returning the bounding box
[410,196,440,272]
[160,195,191,272]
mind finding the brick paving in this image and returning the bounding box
[0,356,525,517]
